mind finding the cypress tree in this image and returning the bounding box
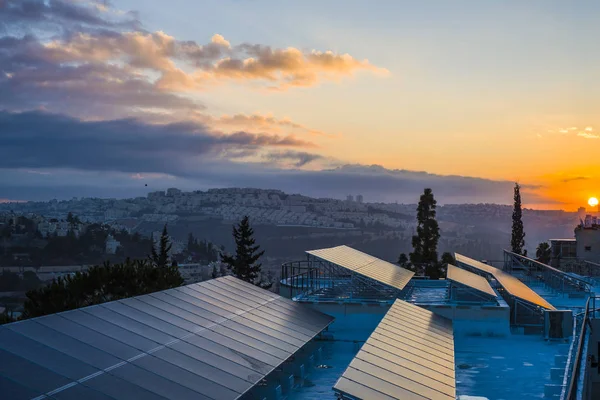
[221,216,265,285]
[150,224,172,268]
[409,188,441,278]
[511,183,526,255]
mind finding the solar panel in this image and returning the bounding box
[446,264,497,298]
[494,270,556,310]
[307,245,415,291]
[454,253,556,310]
[0,276,333,400]
[334,299,456,400]
[454,253,498,276]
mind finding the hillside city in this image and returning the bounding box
[0,188,584,271]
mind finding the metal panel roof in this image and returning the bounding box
[334,299,455,400]
[446,264,497,298]
[0,276,334,400]
[306,245,415,290]
[454,253,556,310]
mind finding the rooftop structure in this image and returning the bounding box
[306,245,414,292]
[281,245,414,304]
[503,250,593,293]
[0,276,333,400]
[457,252,556,309]
[334,299,455,400]
[3,245,595,400]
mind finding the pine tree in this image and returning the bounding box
[409,188,441,278]
[511,183,526,255]
[221,216,265,285]
[150,224,172,267]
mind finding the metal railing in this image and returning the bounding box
[504,250,592,293]
[564,296,599,400]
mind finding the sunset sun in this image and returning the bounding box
[589,197,599,207]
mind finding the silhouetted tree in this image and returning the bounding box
[150,224,171,267]
[397,253,409,266]
[187,233,195,252]
[221,216,266,286]
[441,252,455,266]
[66,212,81,230]
[511,183,526,255]
[0,310,15,325]
[410,188,442,278]
[536,242,551,264]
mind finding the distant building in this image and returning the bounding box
[346,195,354,202]
[104,208,128,220]
[356,194,364,203]
[575,215,600,263]
[105,235,120,255]
[552,216,600,267]
[283,205,306,213]
[147,190,165,200]
[166,188,182,197]
[549,239,577,267]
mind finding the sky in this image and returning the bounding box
[0,0,598,209]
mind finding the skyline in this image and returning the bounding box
[0,0,598,210]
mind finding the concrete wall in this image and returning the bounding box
[576,228,600,263]
[302,302,390,341]
[420,303,511,337]
[301,300,511,339]
[584,319,600,400]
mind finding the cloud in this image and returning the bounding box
[264,151,327,167]
[0,0,139,30]
[206,45,388,89]
[0,0,385,135]
[0,35,205,119]
[204,113,331,137]
[36,31,385,91]
[550,126,597,139]
[561,176,590,183]
[578,132,599,139]
[0,163,538,205]
[1,0,385,100]
[0,110,544,204]
[0,110,318,176]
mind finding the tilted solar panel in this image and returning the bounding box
[307,245,414,291]
[0,276,333,400]
[454,253,555,310]
[446,264,497,298]
[334,299,456,400]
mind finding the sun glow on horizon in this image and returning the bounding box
[589,197,599,207]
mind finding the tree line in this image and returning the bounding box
[1,217,271,324]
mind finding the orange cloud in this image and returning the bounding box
[40,30,386,92]
[208,113,333,137]
[208,46,387,88]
